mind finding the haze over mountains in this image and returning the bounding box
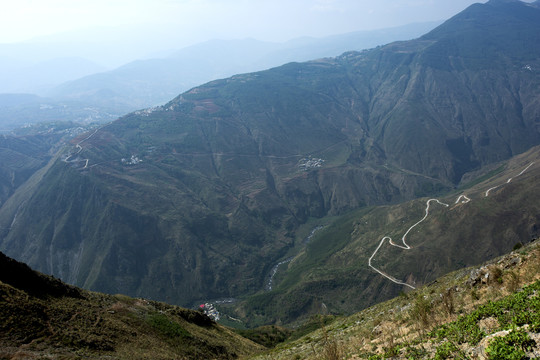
[0,22,440,130]
[47,22,441,108]
[0,22,440,95]
[0,0,539,330]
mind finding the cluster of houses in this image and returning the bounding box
[121,155,143,165]
[298,157,325,171]
[134,106,159,117]
[199,303,220,321]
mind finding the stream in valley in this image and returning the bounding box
[265,225,326,291]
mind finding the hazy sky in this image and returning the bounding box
[0,0,510,45]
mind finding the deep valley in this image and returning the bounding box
[0,0,539,350]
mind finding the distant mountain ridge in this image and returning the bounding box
[0,22,440,130]
[0,57,106,94]
[48,22,441,109]
[0,0,539,326]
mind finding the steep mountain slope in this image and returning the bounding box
[0,123,102,206]
[0,251,263,359]
[249,239,540,359]
[1,0,539,325]
[0,132,66,205]
[230,145,540,327]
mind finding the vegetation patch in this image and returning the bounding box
[235,325,292,348]
[147,313,192,339]
[485,327,536,360]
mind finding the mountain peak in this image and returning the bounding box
[421,0,540,49]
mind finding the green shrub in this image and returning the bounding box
[404,344,428,358]
[148,313,192,339]
[485,327,534,360]
[432,280,540,347]
[434,341,458,359]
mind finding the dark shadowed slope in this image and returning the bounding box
[0,251,263,359]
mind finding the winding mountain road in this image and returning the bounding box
[485,162,534,197]
[63,126,108,169]
[368,199,449,289]
[455,195,471,204]
[369,162,535,289]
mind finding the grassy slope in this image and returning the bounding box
[0,252,263,360]
[250,239,540,359]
